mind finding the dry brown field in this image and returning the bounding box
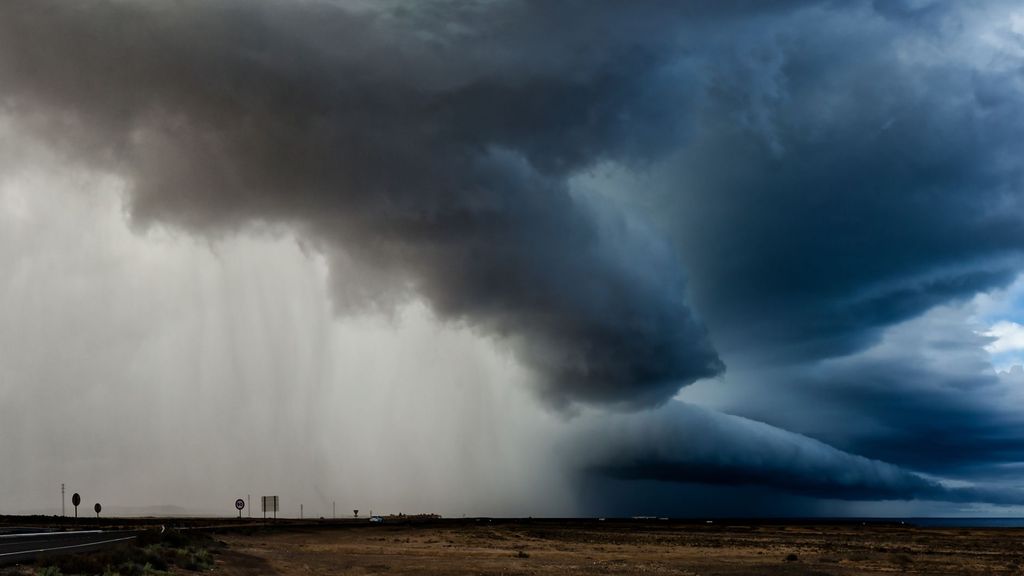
[210,520,1024,575]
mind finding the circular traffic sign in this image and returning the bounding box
[235,498,245,511]
[71,493,81,507]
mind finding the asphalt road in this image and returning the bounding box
[0,530,138,566]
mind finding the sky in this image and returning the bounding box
[2,0,1024,518]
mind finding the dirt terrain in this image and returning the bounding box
[211,520,1024,575]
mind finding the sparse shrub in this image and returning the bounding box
[785,553,799,562]
[32,528,222,576]
[515,550,530,558]
[178,546,214,571]
[139,545,169,571]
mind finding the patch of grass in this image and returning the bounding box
[177,547,214,571]
[34,529,220,575]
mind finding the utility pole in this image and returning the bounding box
[300,504,303,519]
[61,483,65,517]
[333,501,336,520]
[248,494,251,518]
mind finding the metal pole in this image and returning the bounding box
[333,501,335,519]
[61,484,65,517]
[248,495,251,518]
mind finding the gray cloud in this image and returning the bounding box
[703,303,1024,480]
[0,0,735,409]
[8,0,1019,407]
[638,1,1024,362]
[4,0,1024,512]
[574,402,1024,506]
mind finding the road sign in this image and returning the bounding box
[235,498,245,518]
[262,496,279,519]
[72,493,81,518]
[94,503,102,517]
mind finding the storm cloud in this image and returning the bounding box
[625,1,1024,364]
[3,0,1024,513]
[0,0,737,409]
[698,303,1024,481]
[6,0,1022,404]
[572,402,1024,506]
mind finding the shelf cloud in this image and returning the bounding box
[3,0,1024,513]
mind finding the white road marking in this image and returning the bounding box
[0,536,136,558]
[0,530,103,540]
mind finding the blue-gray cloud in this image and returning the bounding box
[3,0,1024,508]
[709,304,1024,480]
[640,1,1024,363]
[573,402,1024,506]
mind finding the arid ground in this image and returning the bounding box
[210,520,1024,575]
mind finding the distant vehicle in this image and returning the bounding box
[369,516,384,523]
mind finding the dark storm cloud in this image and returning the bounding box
[575,402,1024,506]
[716,306,1024,479]
[587,0,1024,505]
[4,0,1024,507]
[642,1,1024,362]
[0,0,742,409]
[4,0,1014,407]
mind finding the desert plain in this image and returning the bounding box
[207,519,1024,575]
[4,517,1024,575]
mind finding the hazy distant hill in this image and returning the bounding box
[103,505,197,517]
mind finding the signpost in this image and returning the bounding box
[235,498,245,519]
[71,493,81,518]
[94,503,102,518]
[261,496,279,520]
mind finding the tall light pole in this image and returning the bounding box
[61,483,65,517]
